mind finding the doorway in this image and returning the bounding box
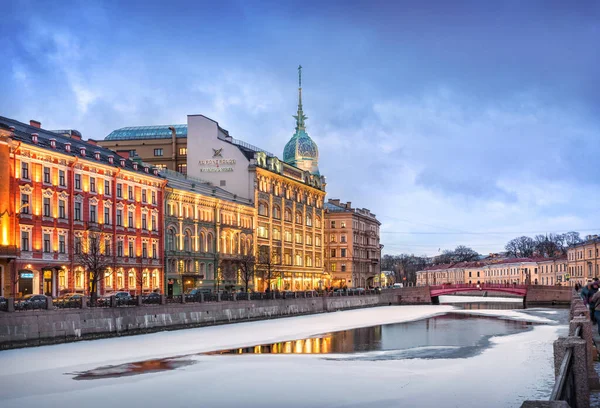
[18,271,34,296]
[43,269,53,296]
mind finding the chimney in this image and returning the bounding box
[80,147,86,157]
[30,120,41,128]
[88,140,97,146]
[108,155,114,164]
[31,133,39,144]
[120,158,126,167]
[50,138,56,149]
[346,201,352,209]
[65,142,71,153]
[329,199,341,206]
[94,151,100,160]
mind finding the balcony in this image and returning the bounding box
[0,246,18,258]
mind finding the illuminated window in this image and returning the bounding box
[128,271,135,288]
[331,221,336,228]
[75,269,84,289]
[306,216,312,226]
[58,270,66,289]
[341,221,346,228]
[117,270,124,288]
[273,228,281,241]
[272,205,281,219]
[177,164,187,175]
[258,202,268,217]
[154,148,163,156]
[105,270,113,288]
[20,194,29,214]
[179,147,187,156]
[295,212,302,224]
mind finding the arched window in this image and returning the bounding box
[184,230,191,252]
[200,232,206,252]
[295,211,302,224]
[258,202,268,217]
[200,263,206,276]
[167,228,176,251]
[208,263,214,280]
[284,208,292,222]
[315,217,321,228]
[207,233,213,252]
[273,205,281,220]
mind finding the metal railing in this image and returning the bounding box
[550,325,581,406]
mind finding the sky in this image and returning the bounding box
[2,0,600,256]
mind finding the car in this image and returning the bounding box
[17,294,48,309]
[392,283,403,289]
[185,288,212,300]
[54,293,84,307]
[142,292,161,304]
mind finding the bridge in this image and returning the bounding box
[429,283,528,297]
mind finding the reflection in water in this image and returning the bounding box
[207,312,534,358]
[70,358,195,380]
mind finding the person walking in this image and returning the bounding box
[590,282,599,323]
[592,289,600,335]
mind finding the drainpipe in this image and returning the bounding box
[11,141,22,297]
[168,127,177,170]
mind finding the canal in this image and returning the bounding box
[0,297,567,408]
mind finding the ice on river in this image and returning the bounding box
[0,305,563,408]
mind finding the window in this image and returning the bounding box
[154,148,163,156]
[273,228,281,241]
[306,216,312,226]
[21,162,29,179]
[128,186,133,200]
[306,234,312,245]
[295,232,303,244]
[142,242,148,258]
[21,231,30,251]
[179,147,187,156]
[59,170,66,187]
[43,197,51,217]
[43,233,51,253]
[284,209,292,222]
[129,149,137,157]
[152,242,157,259]
[273,206,281,219]
[341,235,347,243]
[43,167,51,183]
[177,164,187,175]
[341,264,346,272]
[331,263,336,272]
[59,200,66,219]
[117,241,123,257]
[142,214,147,230]
[104,207,111,225]
[128,211,134,227]
[104,239,111,256]
[341,221,346,228]
[74,237,82,254]
[284,230,292,242]
[151,191,156,205]
[341,248,347,257]
[117,183,122,198]
[258,202,268,217]
[316,236,321,247]
[142,189,147,203]
[151,214,157,231]
[104,180,111,196]
[90,205,97,223]
[128,240,134,257]
[331,221,336,228]
[59,235,66,254]
[20,194,29,214]
[117,209,123,226]
[75,174,81,190]
[331,249,336,258]
[258,226,269,238]
[295,212,302,224]
[330,234,336,243]
[74,202,82,221]
[90,177,96,193]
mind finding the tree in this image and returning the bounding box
[234,253,256,293]
[505,236,535,258]
[382,254,429,286]
[218,258,238,292]
[74,230,111,303]
[452,245,480,262]
[564,231,582,247]
[533,234,560,258]
[256,245,281,291]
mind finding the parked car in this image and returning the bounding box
[185,288,212,300]
[392,283,403,289]
[142,292,161,303]
[17,294,47,309]
[54,293,83,307]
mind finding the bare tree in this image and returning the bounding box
[233,253,256,293]
[219,258,238,291]
[533,234,560,258]
[452,245,480,262]
[74,230,111,303]
[563,231,582,247]
[505,236,535,258]
[256,245,281,291]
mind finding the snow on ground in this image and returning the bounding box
[0,313,563,408]
[439,295,522,303]
[452,308,556,324]
[0,305,454,374]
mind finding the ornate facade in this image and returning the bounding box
[163,171,254,295]
[0,117,165,298]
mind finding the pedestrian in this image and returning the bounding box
[592,289,600,335]
[582,282,591,305]
[590,282,599,323]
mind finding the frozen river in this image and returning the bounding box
[0,296,567,408]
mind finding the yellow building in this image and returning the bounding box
[567,236,600,286]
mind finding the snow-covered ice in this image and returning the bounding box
[439,295,523,303]
[0,304,565,408]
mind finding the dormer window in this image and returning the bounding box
[133,163,138,170]
[80,147,86,157]
[153,169,158,175]
[120,158,126,167]
[65,143,71,152]
[108,156,114,164]
[144,166,149,173]
[94,151,100,160]
[50,139,56,149]
[31,133,38,144]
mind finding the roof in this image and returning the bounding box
[0,116,162,178]
[105,124,188,140]
[421,256,567,272]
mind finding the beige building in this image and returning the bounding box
[324,199,381,288]
[98,125,189,174]
[567,236,600,286]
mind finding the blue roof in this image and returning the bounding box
[105,124,187,140]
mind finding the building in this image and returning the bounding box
[100,66,328,291]
[567,236,600,286]
[324,199,382,288]
[416,257,570,287]
[0,117,165,298]
[162,169,254,296]
[98,125,189,174]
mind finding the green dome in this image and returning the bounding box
[283,129,319,164]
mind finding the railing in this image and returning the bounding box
[550,325,581,406]
[429,283,528,291]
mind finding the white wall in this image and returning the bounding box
[187,115,252,200]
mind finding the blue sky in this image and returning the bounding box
[2,0,600,256]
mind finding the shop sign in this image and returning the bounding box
[20,272,34,279]
[198,148,236,172]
